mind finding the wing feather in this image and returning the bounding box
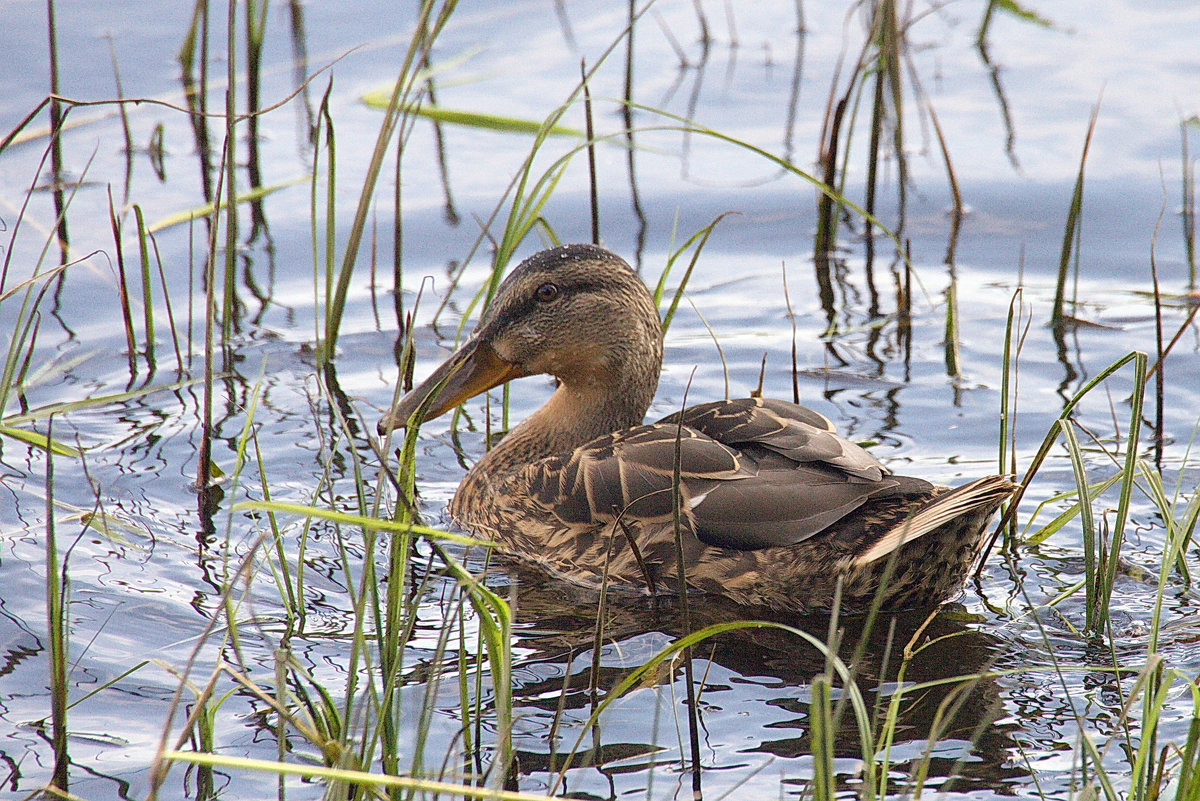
[659,397,887,480]
[517,398,931,551]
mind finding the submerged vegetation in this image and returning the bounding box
[0,1,1198,800]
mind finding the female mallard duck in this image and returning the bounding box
[381,244,1016,613]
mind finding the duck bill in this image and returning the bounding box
[379,338,521,433]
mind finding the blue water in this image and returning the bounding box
[1,1,1198,798]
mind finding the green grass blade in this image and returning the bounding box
[0,425,80,457]
[1051,99,1101,328]
[325,0,460,358]
[133,205,155,364]
[360,97,583,136]
[234,500,494,549]
[146,177,306,234]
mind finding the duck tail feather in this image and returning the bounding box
[851,475,1019,567]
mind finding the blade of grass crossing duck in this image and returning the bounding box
[654,213,733,333]
[669,376,703,795]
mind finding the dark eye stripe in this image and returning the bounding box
[488,277,612,330]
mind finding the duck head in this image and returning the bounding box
[379,244,663,435]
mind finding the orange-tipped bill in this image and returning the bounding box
[379,338,521,434]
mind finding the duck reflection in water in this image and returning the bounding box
[489,569,1026,796]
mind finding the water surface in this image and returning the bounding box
[1,1,1198,798]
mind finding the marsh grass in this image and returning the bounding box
[43,416,69,793]
[814,0,930,265]
[1052,99,1102,333]
[146,12,957,791]
[4,2,1200,800]
[1181,117,1198,286]
[324,0,459,360]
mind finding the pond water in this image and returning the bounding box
[1,1,1198,799]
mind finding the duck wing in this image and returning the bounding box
[518,398,931,551]
[658,397,889,481]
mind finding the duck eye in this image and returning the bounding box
[535,282,559,303]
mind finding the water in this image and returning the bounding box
[1,1,1198,799]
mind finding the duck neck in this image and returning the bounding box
[466,365,658,488]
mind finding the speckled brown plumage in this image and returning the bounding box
[381,244,1017,613]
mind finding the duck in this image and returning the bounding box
[380,244,1017,613]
